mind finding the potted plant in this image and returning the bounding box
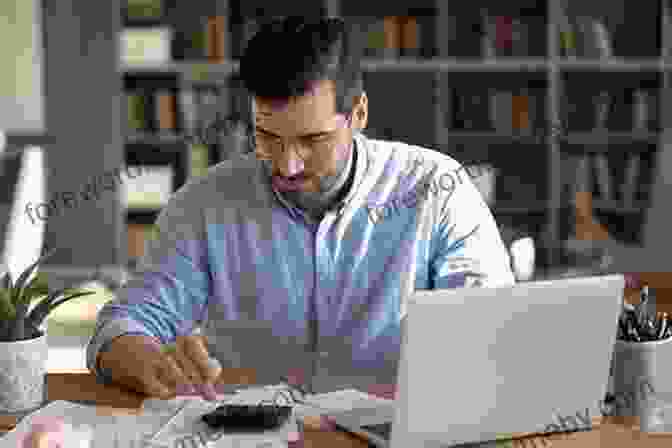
[0,248,95,413]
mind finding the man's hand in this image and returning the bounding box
[96,334,222,401]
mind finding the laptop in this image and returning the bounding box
[334,275,624,447]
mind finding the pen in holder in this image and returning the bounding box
[609,286,672,431]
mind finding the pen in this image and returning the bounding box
[658,313,668,340]
[147,400,190,443]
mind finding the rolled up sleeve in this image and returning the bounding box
[86,187,212,380]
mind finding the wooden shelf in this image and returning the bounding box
[562,131,659,145]
[126,132,186,145]
[590,200,648,214]
[120,58,672,76]
[4,132,55,147]
[121,60,239,77]
[442,131,543,145]
[493,203,548,214]
[557,58,664,71]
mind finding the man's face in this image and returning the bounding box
[254,79,360,194]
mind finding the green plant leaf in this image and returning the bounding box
[11,247,57,305]
[20,271,51,304]
[0,288,16,321]
[1,271,13,291]
[26,290,96,329]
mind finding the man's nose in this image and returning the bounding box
[275,143,305,177]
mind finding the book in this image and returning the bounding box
[489,89,513,134]
[511,93,531,135]
[399,16,418,57]
[510,18,530,57]
[365,18,385,56]
[592,155,612,201]
[480,10,496,58]
[495,16,514,54]
[155,90,176,131]
[179,89,198,137]
[126,0,163,20]
[382,16,400,59]
[127,223,151,259]
[557,1,577,58]
[120,27,172,64]
[574,155,591,195]
[621,155,640,208]
[632,89,658,132]
[122,165,173,209]
[592,91,612,201]
[199,88,220,133]
[574,16,612,59]
[189,143,210,178]
[206,16,227,62]
[126,91,146,132]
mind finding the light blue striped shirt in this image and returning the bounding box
[87,132,515,392]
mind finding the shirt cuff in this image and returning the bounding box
[86,318,157,385]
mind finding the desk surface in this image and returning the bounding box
[1,370,672,447]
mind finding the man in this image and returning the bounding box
[87,16,514,401]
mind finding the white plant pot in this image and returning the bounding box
[0,330,48,413]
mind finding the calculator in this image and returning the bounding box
[201,404,293,432]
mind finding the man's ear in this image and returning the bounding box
[351,92,368,132]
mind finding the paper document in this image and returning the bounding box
[0,400,167,447]
[0,386,394,447]
[142,391,299,448]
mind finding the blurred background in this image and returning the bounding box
[1,0,668,370]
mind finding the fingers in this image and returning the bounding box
[140,367,175,400]
[141,336,221,401]
[156,354,192,396]
[171,342,207,386]
[132,351,180,400]
[177,335,222,384]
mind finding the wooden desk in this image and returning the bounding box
[1,370,672,447]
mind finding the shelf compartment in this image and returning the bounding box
[126,209,160,225]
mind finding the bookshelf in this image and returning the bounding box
[117,0,668,274]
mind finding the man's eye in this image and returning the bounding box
[306,137,329,144]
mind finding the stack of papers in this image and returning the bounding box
[0,385,395,447]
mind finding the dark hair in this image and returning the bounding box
[239,16,364,115]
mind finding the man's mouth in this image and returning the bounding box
[272,174,310,191]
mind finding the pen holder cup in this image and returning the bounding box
[611,337,672,431]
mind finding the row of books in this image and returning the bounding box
[121,16,229,64]
[361,15,436,58]
[451,88,543,135]
[563,154,654,208]
[450,88,659,134]
[126,87,228,136]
